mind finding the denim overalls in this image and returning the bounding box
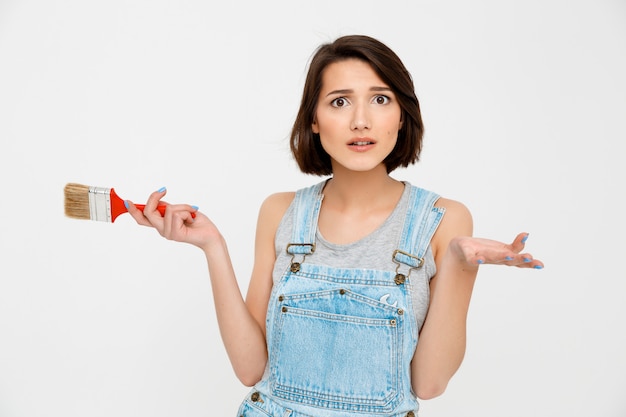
[238,181,445,417]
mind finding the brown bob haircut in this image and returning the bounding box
[290,35,424,176]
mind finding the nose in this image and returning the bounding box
[350,102,370,131]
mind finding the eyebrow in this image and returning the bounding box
[325,86,393,97]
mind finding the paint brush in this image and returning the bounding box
[63,183,195,223]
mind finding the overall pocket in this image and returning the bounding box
[269,287,404,414]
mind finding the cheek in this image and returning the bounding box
[386,127,400,140]
[387,118,403,139]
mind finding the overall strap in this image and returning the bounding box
[286,181,325,255]
[393,186,445,272]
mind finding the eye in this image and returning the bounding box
[373,95,390,105]
[331,97,349,108]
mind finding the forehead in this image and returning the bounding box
[320,58,387,90]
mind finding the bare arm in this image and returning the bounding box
[126,188,293,386]
[411,198,543,399]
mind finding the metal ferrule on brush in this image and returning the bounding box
[88,186,112,222]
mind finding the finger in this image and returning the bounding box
[143,187,169,223]
[518,259,544,269]
[518,252,544,269]
[477,254,517,266]
[498,254,519,266]
[162,204,198,240]
[496,252,530,266]
[171,210,195,241]
[125,200,153,227]
[186,204,199,219]
[479,254,544,270]
[510,232,529,252]
[503,252,543,269]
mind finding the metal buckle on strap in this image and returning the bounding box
[392,249,424,284]
[392,249,424,268]
[286,243,316,273]
[286,243,316,254]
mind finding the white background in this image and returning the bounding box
[1,0,625,416]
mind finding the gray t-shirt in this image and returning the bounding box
[272,181,438,333]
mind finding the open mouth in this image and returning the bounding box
[349,141,375,146]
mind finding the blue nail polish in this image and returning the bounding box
[505,256,514,261]
[533,265,543,269]
[521,234,529,244]
[157,186,166,193]
[191,205,199,211]
[523,258,531,263]
[124,200,129,209]
[477,259,484,265]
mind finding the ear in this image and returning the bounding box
[398,114,404,130]
[312,119,319,134]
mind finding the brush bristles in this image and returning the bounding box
[64,183,91,220]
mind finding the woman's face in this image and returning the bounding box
[312,58,403,174]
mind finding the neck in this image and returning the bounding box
[323,164,403,210]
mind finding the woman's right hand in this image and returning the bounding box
[125,186,222,251]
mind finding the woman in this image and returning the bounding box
[127,35,543,417]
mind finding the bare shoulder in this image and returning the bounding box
[256,191,296,236]
[435,197,473,226]
[262,191,296,208]
[432,197,473,258]
[259,192,295,221]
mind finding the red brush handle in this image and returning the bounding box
[110,188,196,223]
[134,204,197,219]
[134,204,169,217]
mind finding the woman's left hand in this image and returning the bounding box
[448,232,544,269]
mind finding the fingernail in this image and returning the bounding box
[505,256,514,261]
[191,205,199,211]
[477,259,484,265]
[124,200,129,209]
[157,186,167,193]
[521,234,529,244]
[534,265,543,269]
[523,258,531,263]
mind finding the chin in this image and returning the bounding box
[330,155,389,174]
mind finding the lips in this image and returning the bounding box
[349,138,375,146]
